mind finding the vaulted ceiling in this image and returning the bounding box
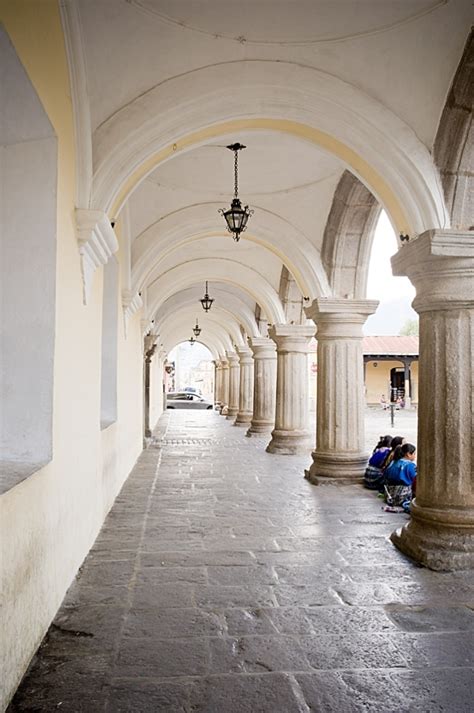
[64,0,472,356]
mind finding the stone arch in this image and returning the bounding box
[90,61,447,234]
[146,259,286,325]
[433,29,473,230]
[131,204,330,299]
[278,266,307,324]
[154,287,261,339]
[0,26,57,486]
[321,170,381,299]
[158,307,245,351]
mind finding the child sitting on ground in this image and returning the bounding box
[384,443,417,509]
[363,435,392,490]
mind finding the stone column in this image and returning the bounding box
[214,360,223,407]
[226,350,240,419]
[246,337,277,437]
[234,346,254,426]
[305,298,378,483]
[266,325,314,455]
[390,229,474,571]
[143,335,157,440]
[220,357,230,415]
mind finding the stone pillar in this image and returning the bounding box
[305,298,378,483]
[234,346,254,426]
[390,229,474,571]
[266,325,314,455]
[214,360,223,407]
[143,335,157,440]
[246,337,277,437]
[226,350,240,419]
[220,358,230,415]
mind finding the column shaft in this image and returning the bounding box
[246,338,277,437]
[266,325,314,455]
[226,351,240,419]
[390,230,474,571]
[220,359,229,415]
[235,347,254,426]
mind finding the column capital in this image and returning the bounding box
[392,229,474,313]
[268,324,315,352]
[248,337,277,358]
[225,350,239,366]
[236,345,252,364]
[305,298,379,324]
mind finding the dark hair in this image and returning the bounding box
[390,436,404,450]
[374,434,392,450]
[393,442,416,461]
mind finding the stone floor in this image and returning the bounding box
[9,411,473,712]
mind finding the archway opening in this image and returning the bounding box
[167,341,215,401]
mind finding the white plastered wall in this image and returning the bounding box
[0,10,145,709]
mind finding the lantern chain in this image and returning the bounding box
[234,148,239,199]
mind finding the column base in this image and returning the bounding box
[305,450,368,484]
[234,413,252,426]
[391,501,474,571]
[266,429,311,456]
[246,420,274,437]
[226,408,239,419]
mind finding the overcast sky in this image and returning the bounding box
[364,211,417,336]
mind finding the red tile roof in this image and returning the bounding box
[363,336,419,356]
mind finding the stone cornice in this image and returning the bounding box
[75,209,118,304]
[305,298,379,322]
[392,230,474,313]
[122,289,143,336]
[269,324,315,352]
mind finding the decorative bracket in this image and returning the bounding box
[75,209,118,304]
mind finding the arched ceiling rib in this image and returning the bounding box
[145,258,286,325]
[321,170,381,299]
[90,61,448,234]
[154,286,260,339]
[131,203,331,299]
[158,307,245,350]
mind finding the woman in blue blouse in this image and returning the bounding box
[384,443,417,508]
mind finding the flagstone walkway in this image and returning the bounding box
[8,411,473,712]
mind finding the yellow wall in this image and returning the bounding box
[0,3,144,708]
[365,360,418,405]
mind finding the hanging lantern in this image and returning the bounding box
[189,335,196,346]
[200,281,214,312]
[219,143,253,242]
[192,317,201,337]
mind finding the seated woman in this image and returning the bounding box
[363,435,392,490]
[381,435,404,471]
[384,443,417,508]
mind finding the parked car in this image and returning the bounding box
[166,392,213,410]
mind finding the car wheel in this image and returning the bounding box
[206,405,213,410]
[167,406,175,409]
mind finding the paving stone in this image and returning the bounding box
[194,585,277,609]
[210,635,312,674]
[299,632,408,669]
[106,680,193,712]
[10,411,474,712]
[132,583,196,609]
[189,673,304,712]
[207,564,277,586]
[114,636,210,678]
[123,607,225,639]
[385,604,474,632]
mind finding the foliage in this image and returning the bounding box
[399,318,419,336]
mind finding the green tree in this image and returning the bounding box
[399,318,419,336]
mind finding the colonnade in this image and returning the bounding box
[207,232,474,572]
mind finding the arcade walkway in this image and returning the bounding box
[9,412,473,712]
